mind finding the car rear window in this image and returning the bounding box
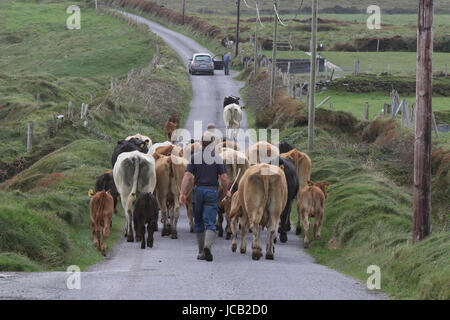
[194,55,211,62]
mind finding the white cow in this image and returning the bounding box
[113,151,156,242]
[223,103,244,141]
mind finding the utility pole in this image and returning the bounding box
[308,0,318,150]
[182,0,186,25]
[413,0,433,244]
[269,0,279,106]
[236,0,241,57]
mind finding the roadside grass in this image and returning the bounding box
[240,64,449,299]
[0,1,192,271]
[0,1,155,164]
[278,126,449,299]
[0,139,126,271]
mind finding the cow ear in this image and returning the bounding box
[88,189,94,197]
[325,183,330,190]
[241,106,246,109]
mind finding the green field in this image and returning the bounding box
[320,51,450,76]
[316,90,450,120]
[0,0,191,271]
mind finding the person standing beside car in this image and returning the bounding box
[223,52,231,75]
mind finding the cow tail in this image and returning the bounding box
[259,165,270,225]
[131,155,140,196]
[127,155,140,216]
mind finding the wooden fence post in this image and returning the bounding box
[68,101,73,121]
[364,102,369,120]
[27,122,33,153]
[36,93,41,109]
[329,103,333,110]
[387,63,391,75]
[354,59,360,75]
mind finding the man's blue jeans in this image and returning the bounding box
[224,62,230,75]
[193,187,219,233]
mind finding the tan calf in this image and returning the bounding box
[230,163,287,260]
[297,180,329,248]
[89,191,114,256]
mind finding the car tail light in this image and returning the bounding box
[210,62,214,67]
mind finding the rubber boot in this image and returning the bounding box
[196,232,205,260]
[203,230,216,262]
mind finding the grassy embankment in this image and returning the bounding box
[240,65,449,299]
[0,1,191,271]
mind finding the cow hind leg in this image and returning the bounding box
[186,202,194,233]
[225,215,232,240]
[251,224,262,260]
[217,211,224,238]
[91,221,99,248]
[147,222,155,248]
[100,222,111,256]
[314,208,324,240]
[231,216,239,252]
[296,202,302,235]
[302,207,310,248]
[170,207,180,239]
[240,215,249,254]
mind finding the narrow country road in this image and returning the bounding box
[0,12,386,300]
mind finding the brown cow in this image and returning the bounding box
[229,163,287,260]
[246,141,280,165]
[164,114,180,142]
[297,180,329,248]
[155,154,194,238]
[89,190,114,256]
[217,148,249,239]
[280,149,312,233]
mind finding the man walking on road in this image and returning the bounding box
[223,52,231,75]
[179,129,231,262]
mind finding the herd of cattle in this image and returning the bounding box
[89,98,329,260]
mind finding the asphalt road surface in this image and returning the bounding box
[0,12,386,300]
